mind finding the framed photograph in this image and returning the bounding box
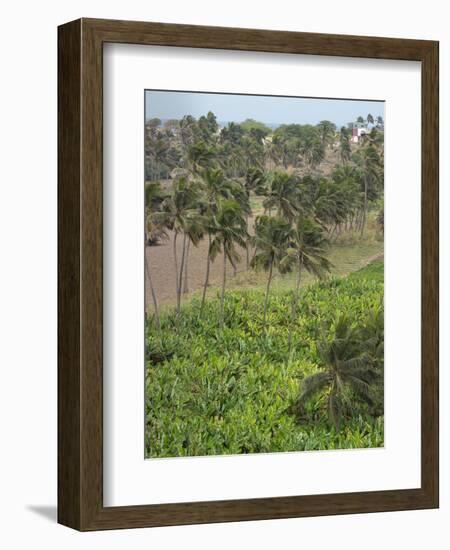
[58,18,439,531]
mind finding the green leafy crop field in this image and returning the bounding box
[145,260,384,458]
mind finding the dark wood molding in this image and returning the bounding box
[58,18,439,531]
[58,19,82,529]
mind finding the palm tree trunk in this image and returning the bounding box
[361,175,368,237]
[288,264,302,350]
[145,250,161,332]
[220,249,227,328]
[245,214,250,270]
[183,239,190,293]
[173,232,180,314]
[295,264,302,305]
[178,233,188,310]
[330,223,337,240]
[200,233,211,316]
[263,258,273,328]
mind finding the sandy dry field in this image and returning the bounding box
[145,230,251,310]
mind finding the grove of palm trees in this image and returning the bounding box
[144,95,384,458]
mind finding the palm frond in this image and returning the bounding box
[296,372,332,405]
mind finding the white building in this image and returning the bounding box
[348,122,369,143]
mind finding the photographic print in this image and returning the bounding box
[144,90,385,459]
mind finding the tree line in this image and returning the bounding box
[145,110,383,326]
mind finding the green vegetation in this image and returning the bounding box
[145,261,384,457]
[144,107,384,457]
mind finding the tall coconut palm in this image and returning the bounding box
[209,199,248,327]
[197,168,243,314]
[144,181,170,330]
[280,217,331,347]
[263,170,300,222]
[243,167,266,268]
[219,122,244,176]
[156,176,200,314]
[179,115,197,150]
[145,136,168,181]
[177,209,204,300]
[312,177,352,233]
[331,164,362,232]
[267,140,282,170]
[376,203,384,235]
[186,140,217,174]
[368,127,385,158]
[198,111,219,143]
[358,303,384,416]
[227,179,251,277]
[242,134,265,172]
[317,120,337,147]
[144,181,169,245]
[293,315,376,429]
[301,135,325,169]
[144,251,162,332]
[339,126,352,165]
[352,143,382,236]
[251,215,292,328]
[144,208,167,332]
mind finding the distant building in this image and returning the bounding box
[348,121,369,143]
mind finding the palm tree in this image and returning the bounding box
[367,113,374,125]
[186,140,217,174]
[243,168,265,268]
[317,120,337,147]
[352,143,382,236]
[280,217,331,347]
[339,126,351,165]
[144,210,166,331]
[331,164,361,232]
[376,204,384,234]
[198,111,219,143]
[293,315,376,429]
[267,140,282,170]
[263,170,300,222]
[145,132,170,181]
[144,252,162,332]
[156,176,200,314]
[368,127,385,157]
[179,115,197,150]
[301,134,325,169]
[228,179,251,277]
[358,303,384,416]
[251,216,292,328]
[144,181,169,245]
[312,176,353,234]
[177,209,204,299]
[242,134,265,172]
[209,199,248,327]
[144,181,170,330]
[197,168,243,314]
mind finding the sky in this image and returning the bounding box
[145,90,384,128]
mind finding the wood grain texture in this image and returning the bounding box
[420,41,439,505]
[57,19,82,530]
[57,18,439,531]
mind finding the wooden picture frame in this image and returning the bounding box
[58,18,439,531]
